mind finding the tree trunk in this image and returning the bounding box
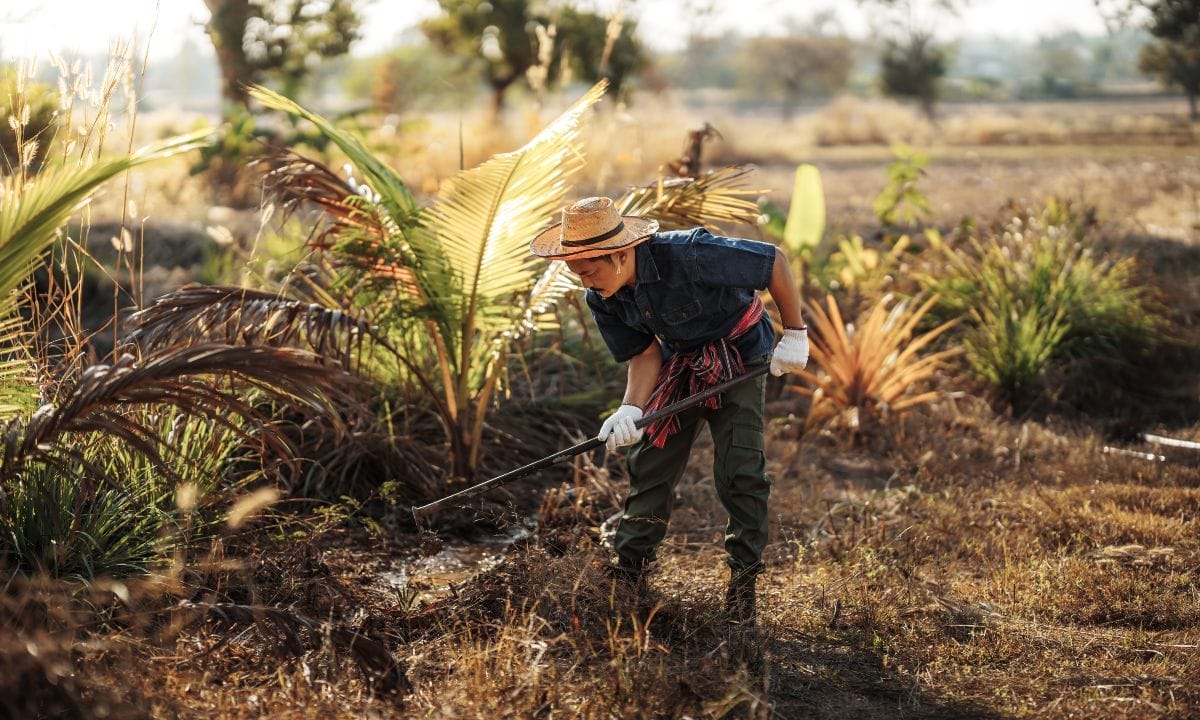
[203,0,254,115]
[920,89,938,123]
[1189,91,1198,122]
[489,73,519,120]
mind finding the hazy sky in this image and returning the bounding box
[0,0,1113,62]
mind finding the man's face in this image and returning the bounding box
[566,255,624,298]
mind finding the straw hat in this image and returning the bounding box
[530,196,659,260]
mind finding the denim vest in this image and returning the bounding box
[586,228,777,363]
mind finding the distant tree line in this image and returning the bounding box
[177,0,1197,123]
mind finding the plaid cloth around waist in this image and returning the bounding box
[642,296,765,448]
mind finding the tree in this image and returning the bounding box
[422,0,537,114]
[1035,32,1091,98]
[203,0,362,115]
[859,0,958,120]
[1138,0,1200,119]
[422,0,648,114]
[737,31,854,119]
[880,31,948,119]
[553,6,648,103]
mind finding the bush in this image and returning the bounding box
[791,293,960,438]
[0,410,238,579]
[921,198,1162,404]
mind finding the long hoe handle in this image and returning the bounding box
[411,364,770,520]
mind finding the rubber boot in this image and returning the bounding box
[724,567,757,627]
[606,557,651,592]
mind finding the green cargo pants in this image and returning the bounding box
[614,368,770,576]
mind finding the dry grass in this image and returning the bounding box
[6,82,1200,717]
[5,384,1200,718]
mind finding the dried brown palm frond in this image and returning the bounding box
[128,283,450,429]
[0,344,355,488]
[260,147,388,245]
[259,147,423,297]
[128,284,373,370]
[615,165,765,232]
[792,293,962,434]
[171,600,407,693]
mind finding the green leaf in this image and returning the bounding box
[783,163,825,258]
[0,130,211,299]
[0,290,37,422]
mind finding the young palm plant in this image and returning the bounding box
[792,293,961,435]
[134,81,764,480]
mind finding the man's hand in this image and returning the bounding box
[598,404,644,451]
[770,327,809,376]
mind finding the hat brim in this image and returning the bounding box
[529,216,659,260]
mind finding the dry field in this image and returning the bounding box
[6,96,1200,719]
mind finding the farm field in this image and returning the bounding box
[4,86,1200,720]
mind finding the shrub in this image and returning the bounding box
[791,293,960,437]
[920,198,1162,404]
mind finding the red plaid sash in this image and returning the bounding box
[642,296,764,448]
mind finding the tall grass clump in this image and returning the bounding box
[921,198,1161,405]
[0,403,279,579]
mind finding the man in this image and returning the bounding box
[529,196,808,626]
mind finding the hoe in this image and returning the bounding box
[412,364,771,521]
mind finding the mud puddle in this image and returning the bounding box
[378,521,534,605]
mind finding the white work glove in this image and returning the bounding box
[770,327,810,376]
[598,404,644,451]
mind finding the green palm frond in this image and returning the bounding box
[430,81,606,350]
[0,130,210,298]
[0,344,355,487]
[616,165,765,232]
